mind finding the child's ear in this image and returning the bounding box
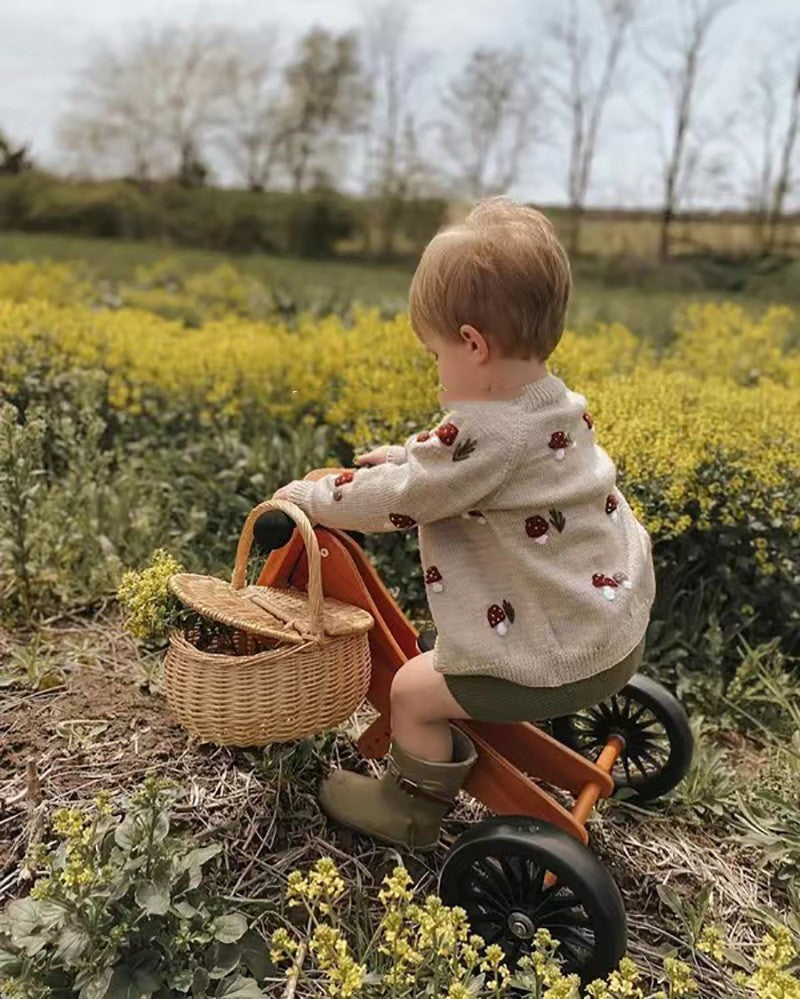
[459,324,490,362]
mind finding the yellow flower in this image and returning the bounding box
[697,924,725,962]
[663,956,698,996]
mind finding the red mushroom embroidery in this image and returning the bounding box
[605,494,619,521]
[592,573,619,601]
[425,566,444,592]
[416,430,432,442]
[548,430,574,460]
[525,515,550,545]
[435,422,459,446]
[388,513,417,529]
[613,571,632,590]
[334,471,355,487]
[487,604,509,636]
[583,412,594,430]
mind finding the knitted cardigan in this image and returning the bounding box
[286,372,655,688]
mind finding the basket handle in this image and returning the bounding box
[231,499,324,637]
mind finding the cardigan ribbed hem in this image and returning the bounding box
[432,597,651,689]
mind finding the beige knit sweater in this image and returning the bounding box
[286,372,655,687]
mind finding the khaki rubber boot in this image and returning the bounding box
[319,727,477,851]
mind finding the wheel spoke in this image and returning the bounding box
[498,855,521,900]
[464,884,506,912]
[621,753,633,782]
[637,745,663,770]
[628,702,648,723]
[471,876,512,912]
[629,752,651,781]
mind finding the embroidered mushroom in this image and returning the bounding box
[416,430,432,442]
[548,430,573,460]
[388,513,417,529]
[525,515,550,544]
[583,412,594,430]
[425,566,444,592]
[435,422,459,446]
[605,494,619,521]
[613,571,632,589]
[461,509,487,524]
[487,604,508,636]
[592,573,619,601]
[334,471,355,487]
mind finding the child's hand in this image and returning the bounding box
[354,448,388,467]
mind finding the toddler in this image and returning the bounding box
[273,197,655,850]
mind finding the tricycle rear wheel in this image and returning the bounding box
[550,673,693,802]
[439,816,626,983]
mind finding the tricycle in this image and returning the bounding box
[252,467,694,983]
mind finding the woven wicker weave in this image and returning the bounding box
[164,498,373,746]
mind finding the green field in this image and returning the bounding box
[2,230,800,348]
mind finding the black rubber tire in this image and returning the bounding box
[439,816,626,984]
[551,673,694,802]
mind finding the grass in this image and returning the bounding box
[2,231,800,349]
[1,611,798,997]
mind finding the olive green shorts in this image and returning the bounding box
[444,638,645,723]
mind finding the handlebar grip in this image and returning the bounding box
[253,509,366,553]
[253,509,295,553]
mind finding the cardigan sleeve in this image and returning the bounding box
[285,410,521,533]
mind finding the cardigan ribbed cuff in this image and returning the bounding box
[284,479,321,520]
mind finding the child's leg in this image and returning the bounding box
[390,651,472,763]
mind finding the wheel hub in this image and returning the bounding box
[507,911,536,940]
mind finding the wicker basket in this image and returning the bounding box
[164,499,373,746]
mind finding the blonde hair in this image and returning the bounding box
[409,197,572,360]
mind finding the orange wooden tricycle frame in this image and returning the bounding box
[257,489,624,848]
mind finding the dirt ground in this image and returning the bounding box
[0,612,780,995]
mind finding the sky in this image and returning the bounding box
[0,0,798,208]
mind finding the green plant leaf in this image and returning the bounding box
[193,967,211,996]
[176,843,222,873]
[114,815,139,850]
[215,975,265,999]
[656,884,686,922]
[6,897,43,940]
[169,969,194,993]
[239,930,275,983]
[211,913,248,944]
[56,923,92,965]
[134,878,170,916]
[105,965,150,999]
[172,900,199,919]
[205,941,243,979]
[77,966,114,999]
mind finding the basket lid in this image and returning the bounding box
[169,573,374,644]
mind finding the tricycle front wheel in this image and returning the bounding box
[439,816,626,983]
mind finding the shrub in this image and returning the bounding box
[0,777,273,997]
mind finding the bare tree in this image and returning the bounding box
[0,130,33,175]
[547,0,636,254]
[279,27,370,192]
[212,29,287,191]
[359,1,435,255]
[438,47,538,201]
[639,0,736,261]
[766,46,800,252]
[59,40,168,182]
[59,24,226,185]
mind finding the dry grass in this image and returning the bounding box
[0,612,793,997]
